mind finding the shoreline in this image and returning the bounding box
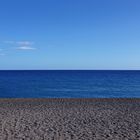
[0,98,140,139]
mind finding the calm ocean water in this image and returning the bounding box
[0,70,140,98]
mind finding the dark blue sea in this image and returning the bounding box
[0,70,140,98]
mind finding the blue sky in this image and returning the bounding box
[0,0,140,70]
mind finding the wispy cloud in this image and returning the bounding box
[0,53,5,56]
[16,41,34,46]
[4,41,34,45]
[3,41,15,44]
[0,49,5,56]
[17,46,36,50]
[3,40,36,51]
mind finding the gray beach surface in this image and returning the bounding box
[0,98,140,140]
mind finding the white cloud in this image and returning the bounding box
[16,41,34,46]
[17,46,36,50]
[3,40,36,51]
[4,41,34,46]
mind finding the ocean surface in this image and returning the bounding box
[0,70,140,98]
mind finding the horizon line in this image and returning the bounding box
[0,69,140,71]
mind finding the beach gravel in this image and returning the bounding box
[0,98,140,140]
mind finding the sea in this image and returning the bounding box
[0,70,140,98]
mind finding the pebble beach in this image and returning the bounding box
[0,98,140,140]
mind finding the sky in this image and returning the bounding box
[0,0,140,70]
